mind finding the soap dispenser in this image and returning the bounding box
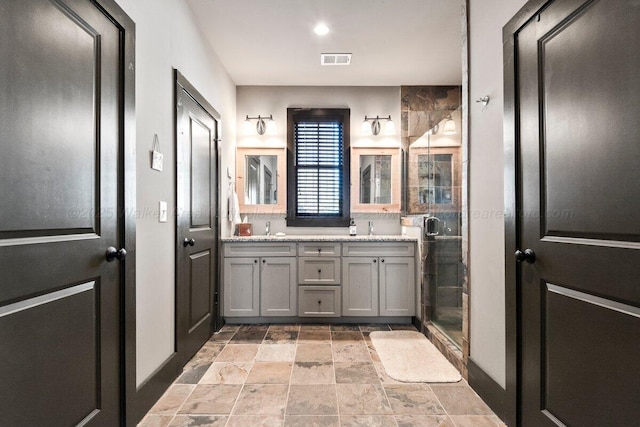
[349,218,357,236]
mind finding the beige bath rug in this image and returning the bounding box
[370,330,462,383]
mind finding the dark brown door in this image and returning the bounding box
[514,0,640,425]
[0,0,127,425]
[176,74,219,365]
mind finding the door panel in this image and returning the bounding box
[190,117,212,228]
[0,0,98,235]
[190,250,212,328]
[514,0,640,425]
[543,285,640,426]
[0,0,124,424]
[540,0,640,240]
[176,77,219,365]
[0,283,99,426]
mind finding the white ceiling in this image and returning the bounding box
[186,0,462,86]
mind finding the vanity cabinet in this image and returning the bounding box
[342,242,415,317]
[222,239,416,320]
[223,243,296,317]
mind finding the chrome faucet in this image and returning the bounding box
[265,221,271,236]
[368,221,374,236]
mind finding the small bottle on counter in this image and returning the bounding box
[349,218,357,236]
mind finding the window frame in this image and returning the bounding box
[286,107,350,227]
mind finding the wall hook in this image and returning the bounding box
[476,96,490,106]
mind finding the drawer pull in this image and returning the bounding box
[318,248,322,254]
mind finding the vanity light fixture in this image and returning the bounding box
[442,115,456,135]
[244,115,277,136]
[361,115,395,136]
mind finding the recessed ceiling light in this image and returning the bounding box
[314,23,329,36]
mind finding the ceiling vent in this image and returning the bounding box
[320,53,352,66]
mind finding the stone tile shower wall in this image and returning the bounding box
[400,86,462,151]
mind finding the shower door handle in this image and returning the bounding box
[424,216,440,236]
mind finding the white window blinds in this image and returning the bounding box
[294,121,344,216]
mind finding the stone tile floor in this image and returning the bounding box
[139,324,505,427]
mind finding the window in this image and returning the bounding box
[287,108,350,227]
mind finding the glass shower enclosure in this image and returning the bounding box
[408,106,464,348]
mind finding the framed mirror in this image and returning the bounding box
[351,148,400,212]
[236,147,286,213]
[407,146,461,213]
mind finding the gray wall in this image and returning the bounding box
[236,86,403,236]
[114,0,529,390]
[468,0,528,387]
[114,0,237,386]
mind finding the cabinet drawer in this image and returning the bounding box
[298,257,341,285]
[224,242,296,257]
[297,242,341,257]
[298,286,341,317]
[343,242,415,257]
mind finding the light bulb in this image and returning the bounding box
[384,119,396,136]
[443,117,456,135]
[361,119,372,136]
[314,23,329,36]
[242,116,253,135]
[266,118,277,135]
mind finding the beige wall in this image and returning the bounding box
[114,0,236,386]
[468,0,527,387]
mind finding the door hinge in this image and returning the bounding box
[214,291,219,305]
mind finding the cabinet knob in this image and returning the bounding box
[381,259,385,263]
[262,259,266,263]
[317,300,322,305]
[318,269,322,274]
[318,248,322,254]
[254,259,258,263]
[373,259,377,263]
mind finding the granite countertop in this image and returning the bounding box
[222,234,418,243]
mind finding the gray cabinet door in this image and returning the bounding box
[261,257,297,316]
[379,257,415,316]
[343,257,379,316]
[223,257,260,317]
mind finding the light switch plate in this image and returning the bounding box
[159,201,168,223]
